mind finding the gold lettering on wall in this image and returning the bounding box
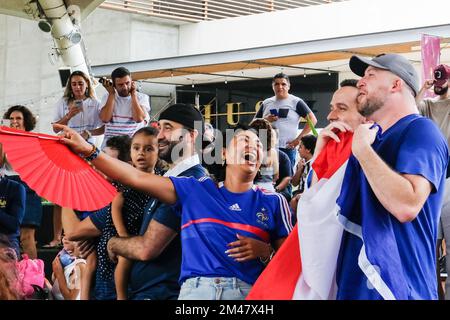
[202,101,263,125]
[226,102,242,126]
[203,104,212,123]
[255,100,263,114]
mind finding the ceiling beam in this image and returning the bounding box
[93,24,450,79]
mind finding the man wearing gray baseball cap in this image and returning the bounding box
[332,53,449,299]
[349,53,420,97]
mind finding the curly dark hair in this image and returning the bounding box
[3,105,37,132]
[105,135,132,163]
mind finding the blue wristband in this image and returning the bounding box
[84,145,100,162]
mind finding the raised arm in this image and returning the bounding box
[352,124,433,223]
[99,83,116,122]
[129,82,147,122]
[54,124,177,205]
[415,79,434,105]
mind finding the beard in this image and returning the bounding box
[357,94,385,117]
[434,86,448,96]
[117,88,130,97]
[158,139,184,163]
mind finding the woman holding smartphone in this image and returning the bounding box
[50,71,105,249]
[52,70,104,143]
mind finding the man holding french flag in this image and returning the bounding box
[248,53,449,300]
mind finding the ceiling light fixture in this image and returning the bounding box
[38,19,52,33]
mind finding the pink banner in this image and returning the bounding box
[421,34,441,99]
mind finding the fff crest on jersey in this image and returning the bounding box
[256,208,269,225]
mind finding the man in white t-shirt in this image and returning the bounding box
[255,73,317,168]
[99,67,150,148]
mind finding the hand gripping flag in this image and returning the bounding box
[247,131,353,300]
[248,116,439,300]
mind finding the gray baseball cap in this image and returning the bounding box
[349,53,419,97]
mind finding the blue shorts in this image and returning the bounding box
[73,206,108,231]
[89,206,109,231]
[74,210,92,221]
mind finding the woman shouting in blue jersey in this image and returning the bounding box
[54,121,292,300]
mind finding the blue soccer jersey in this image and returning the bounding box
[169,176,293,285]
[336,114,449,300]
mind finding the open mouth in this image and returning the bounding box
[243,152,257,163]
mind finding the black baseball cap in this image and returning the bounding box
[349,53,419,97]
[158,103,204,130]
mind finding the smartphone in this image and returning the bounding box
[99,77,112,86]
[74,100,83,110]
[270,109,278,116]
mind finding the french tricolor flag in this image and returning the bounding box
[246,131,353,300]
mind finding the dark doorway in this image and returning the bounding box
[176,73,338,131]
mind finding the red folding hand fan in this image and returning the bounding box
[0,126,116,211]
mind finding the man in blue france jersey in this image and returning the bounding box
[55,121,293,300]
[330,54,448,299]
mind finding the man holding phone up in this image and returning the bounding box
[99,67,150,149]
[416,64,450,299]
[255,73,317,167]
